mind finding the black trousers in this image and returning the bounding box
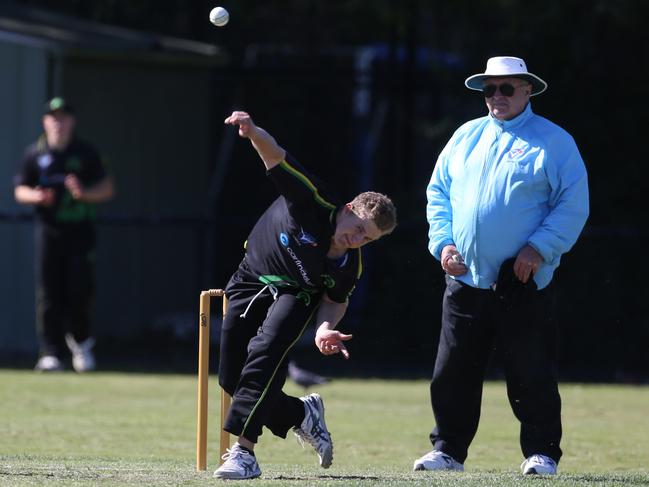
[219,264,319,443]
[35,223,95,357]
[430,276,562,464]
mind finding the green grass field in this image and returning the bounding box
[1,369,648,486]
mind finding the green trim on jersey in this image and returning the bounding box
[259,274,298,287]
[279,160,336,210]
[321,274,335,288]
[56,193,97,223]
[328,208,337,225]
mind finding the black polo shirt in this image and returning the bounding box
[14,136,107,228]
[244,154,362,303]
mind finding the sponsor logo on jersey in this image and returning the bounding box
[279,232,314,286]
[38,154,53,169]
[286,246,314,286]
[322,274,335,288]
[297,227,318,247]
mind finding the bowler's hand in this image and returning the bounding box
[64,174,83,200]
[224,111,256,138]
[441,245,468,276]
[315,329,353,359]
[35,187,55,207]
[514,245,543,283]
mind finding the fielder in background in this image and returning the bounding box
[14,97,115,373]
[215,111,397,480]
[415,57,589,475]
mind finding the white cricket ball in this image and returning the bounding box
[209,6,229,27]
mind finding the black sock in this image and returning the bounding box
[237,444,254,456]
[294,396,306,427]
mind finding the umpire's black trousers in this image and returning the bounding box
[219,263,319,443]
[430,276,562,464]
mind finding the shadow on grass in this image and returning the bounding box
[271,474,383,481]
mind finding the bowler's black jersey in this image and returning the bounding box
[244,154,362,303]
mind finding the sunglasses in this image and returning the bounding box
[482,82,527,98]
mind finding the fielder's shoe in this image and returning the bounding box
[65,334,96,372]
[213,444,261,480]
[293,393,333,468]
[413,450,464,471]
[34,355,64,372]
[521,454,557,475]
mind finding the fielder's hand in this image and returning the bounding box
[34,187,56,207]
[64,174,83,200]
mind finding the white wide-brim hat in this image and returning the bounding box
[465,56,547,96]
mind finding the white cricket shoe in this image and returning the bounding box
[34,355,64,372]
[521,454,557,475]
[213,444,261,479]
[293,393,333,468]
[65,334,96,372]
[413,450,464,471]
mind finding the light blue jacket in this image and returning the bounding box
[426,103,589,290]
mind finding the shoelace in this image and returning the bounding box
[295,414,330,451]
[294,431,307,449]
[295,429,330,451]
[220,448,258,475]
[221,447,248,461]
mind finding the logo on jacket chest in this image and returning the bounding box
[507,148,526,159]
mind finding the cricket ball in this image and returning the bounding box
[209,6,229,27]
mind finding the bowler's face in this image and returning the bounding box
[332,207,383,250]
[483,77,531,121]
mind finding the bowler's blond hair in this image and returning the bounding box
[349,192,397,234]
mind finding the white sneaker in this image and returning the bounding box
[65,334,96,372]
[213,444,261,479]
[413,450,464,471]
[293,393,333,468]
[521,454,557,475]
[34,355,64,372]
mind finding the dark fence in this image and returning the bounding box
[2,209,647,381]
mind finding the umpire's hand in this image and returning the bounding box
[514,244,543,283]
[441,244,468,276]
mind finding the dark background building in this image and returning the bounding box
[1,0,647,381]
